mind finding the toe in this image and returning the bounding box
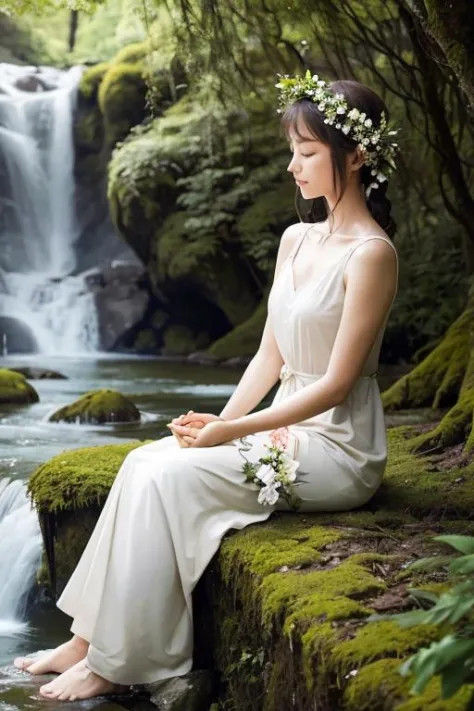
[13,657,29,670]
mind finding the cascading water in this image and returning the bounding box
[0,63,100,354]
[0,478,42,634]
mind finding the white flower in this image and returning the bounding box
[335,93,345,100]
[336,106,346,114]
[318,102,326,110]
[342,124,351,135]
[377,172,387,182]
[312,74,319,81]
[317,80,326,87]
[280,454,300,483]
[371,135,379,144]
[347,108,360,120]
[362,137,370,145]
[336,123,341,129]
[364,118,372,127]
[256,464,275,486]
[258,484,280,506]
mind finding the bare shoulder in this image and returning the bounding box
[279,222,306,255]
[345,235,398,294]
[273,222,306,274]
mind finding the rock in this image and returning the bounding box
[89,264,151,351]
[8,367,67,380]
[0,316,39,354]
[0,368,39,404]
[187,352,219,365]
[207,300,266,360]
[49,389,140,424]
[14,75,47,92]
[146,670,214,711]
[162,325,207,356]
[221,356,252,368]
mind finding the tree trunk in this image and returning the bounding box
[402,0,474,115]
[383,278,474,453]
[68,10,79,53]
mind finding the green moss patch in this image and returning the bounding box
[28,441,144,513]
[0,368,39,405]
[208,299,267,359]
[49,389,140,425]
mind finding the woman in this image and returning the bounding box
[14,72,399,701]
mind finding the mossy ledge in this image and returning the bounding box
[0,368,39,405]
[49,389,140,424]
[28,426,474,707]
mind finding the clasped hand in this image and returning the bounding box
[166,410,234,448]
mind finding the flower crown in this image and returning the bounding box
[275,70,399,197]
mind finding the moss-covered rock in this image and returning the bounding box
[49,389,140,424]
[79,62,111,101]
[114,41,150,65]
[208,299,267,359]
[98,62,148,146]
[162,324,210,356]
[0,368,39,405]
[27,425,474,705]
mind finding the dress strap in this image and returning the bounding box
[289,224,316,265]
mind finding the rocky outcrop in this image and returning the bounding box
[0,368,39,404]
[27,424,474,708]
[49,389,140,424]
[0,316,39,354]
[8,367,67,380]
[84,263,151,350]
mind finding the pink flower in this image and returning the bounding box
[269,427,289,450]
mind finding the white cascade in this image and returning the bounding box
[0,478,42,635]
[0,63,101,354]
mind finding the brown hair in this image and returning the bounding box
[281,79,396,238]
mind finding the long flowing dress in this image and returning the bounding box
[56,227,399,685]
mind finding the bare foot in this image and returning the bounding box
[14,636,88,675]
[39,659,127,701]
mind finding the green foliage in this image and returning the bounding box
[79,62,111,99]
[385,535,474,703]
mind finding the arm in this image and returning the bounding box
[221,239,398,439]
[219,224,303,419]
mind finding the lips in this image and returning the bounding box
[295,179,309,186]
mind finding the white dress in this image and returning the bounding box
[56,228,399,685]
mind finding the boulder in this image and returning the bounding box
[49,389,140,424]
[0,316,39,354]
[27,424,474,708]
[147,670,214,711]
[0,368,39,404]
[8,367,67,380]
[88,264,151,351]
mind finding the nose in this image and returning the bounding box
[287,154,301,174]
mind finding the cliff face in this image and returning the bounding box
[73,45,296,357]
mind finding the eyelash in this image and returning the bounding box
[301,152,315,158]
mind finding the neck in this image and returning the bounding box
[323,177,373,237]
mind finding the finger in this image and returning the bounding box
[173,424,200,438]
[183,436,195,445]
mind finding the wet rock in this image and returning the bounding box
[0,316,39,354]
[86,264,151,351]
[0,368,39,404]
[14,74,48,92]
[146,670,214,711]
[187,352,219,365]
[49,388,140,424]
[8,367,67,380]
[221,356,252,368]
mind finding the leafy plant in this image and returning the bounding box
[383,535,474,702]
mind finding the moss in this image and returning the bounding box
[162,324,208,355]
[49,389,140,424]
[382,300,471,412]
[343,658,473,710]
[208,299,266,359]
[0,368,39,404]
[114,41,150,64]
[133,328,160,353]
[98,62,147,145]
[28,441,145,513]
[79,62,111,101]
[74,106,104,155]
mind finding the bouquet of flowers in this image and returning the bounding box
[238,427,302,510]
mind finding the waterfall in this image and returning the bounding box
[0,479,42,635]
[0,63,101,354]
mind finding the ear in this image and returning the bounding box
[349,147,366,172]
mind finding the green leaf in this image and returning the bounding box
[449,554,474,575]
[434,535,474,555]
